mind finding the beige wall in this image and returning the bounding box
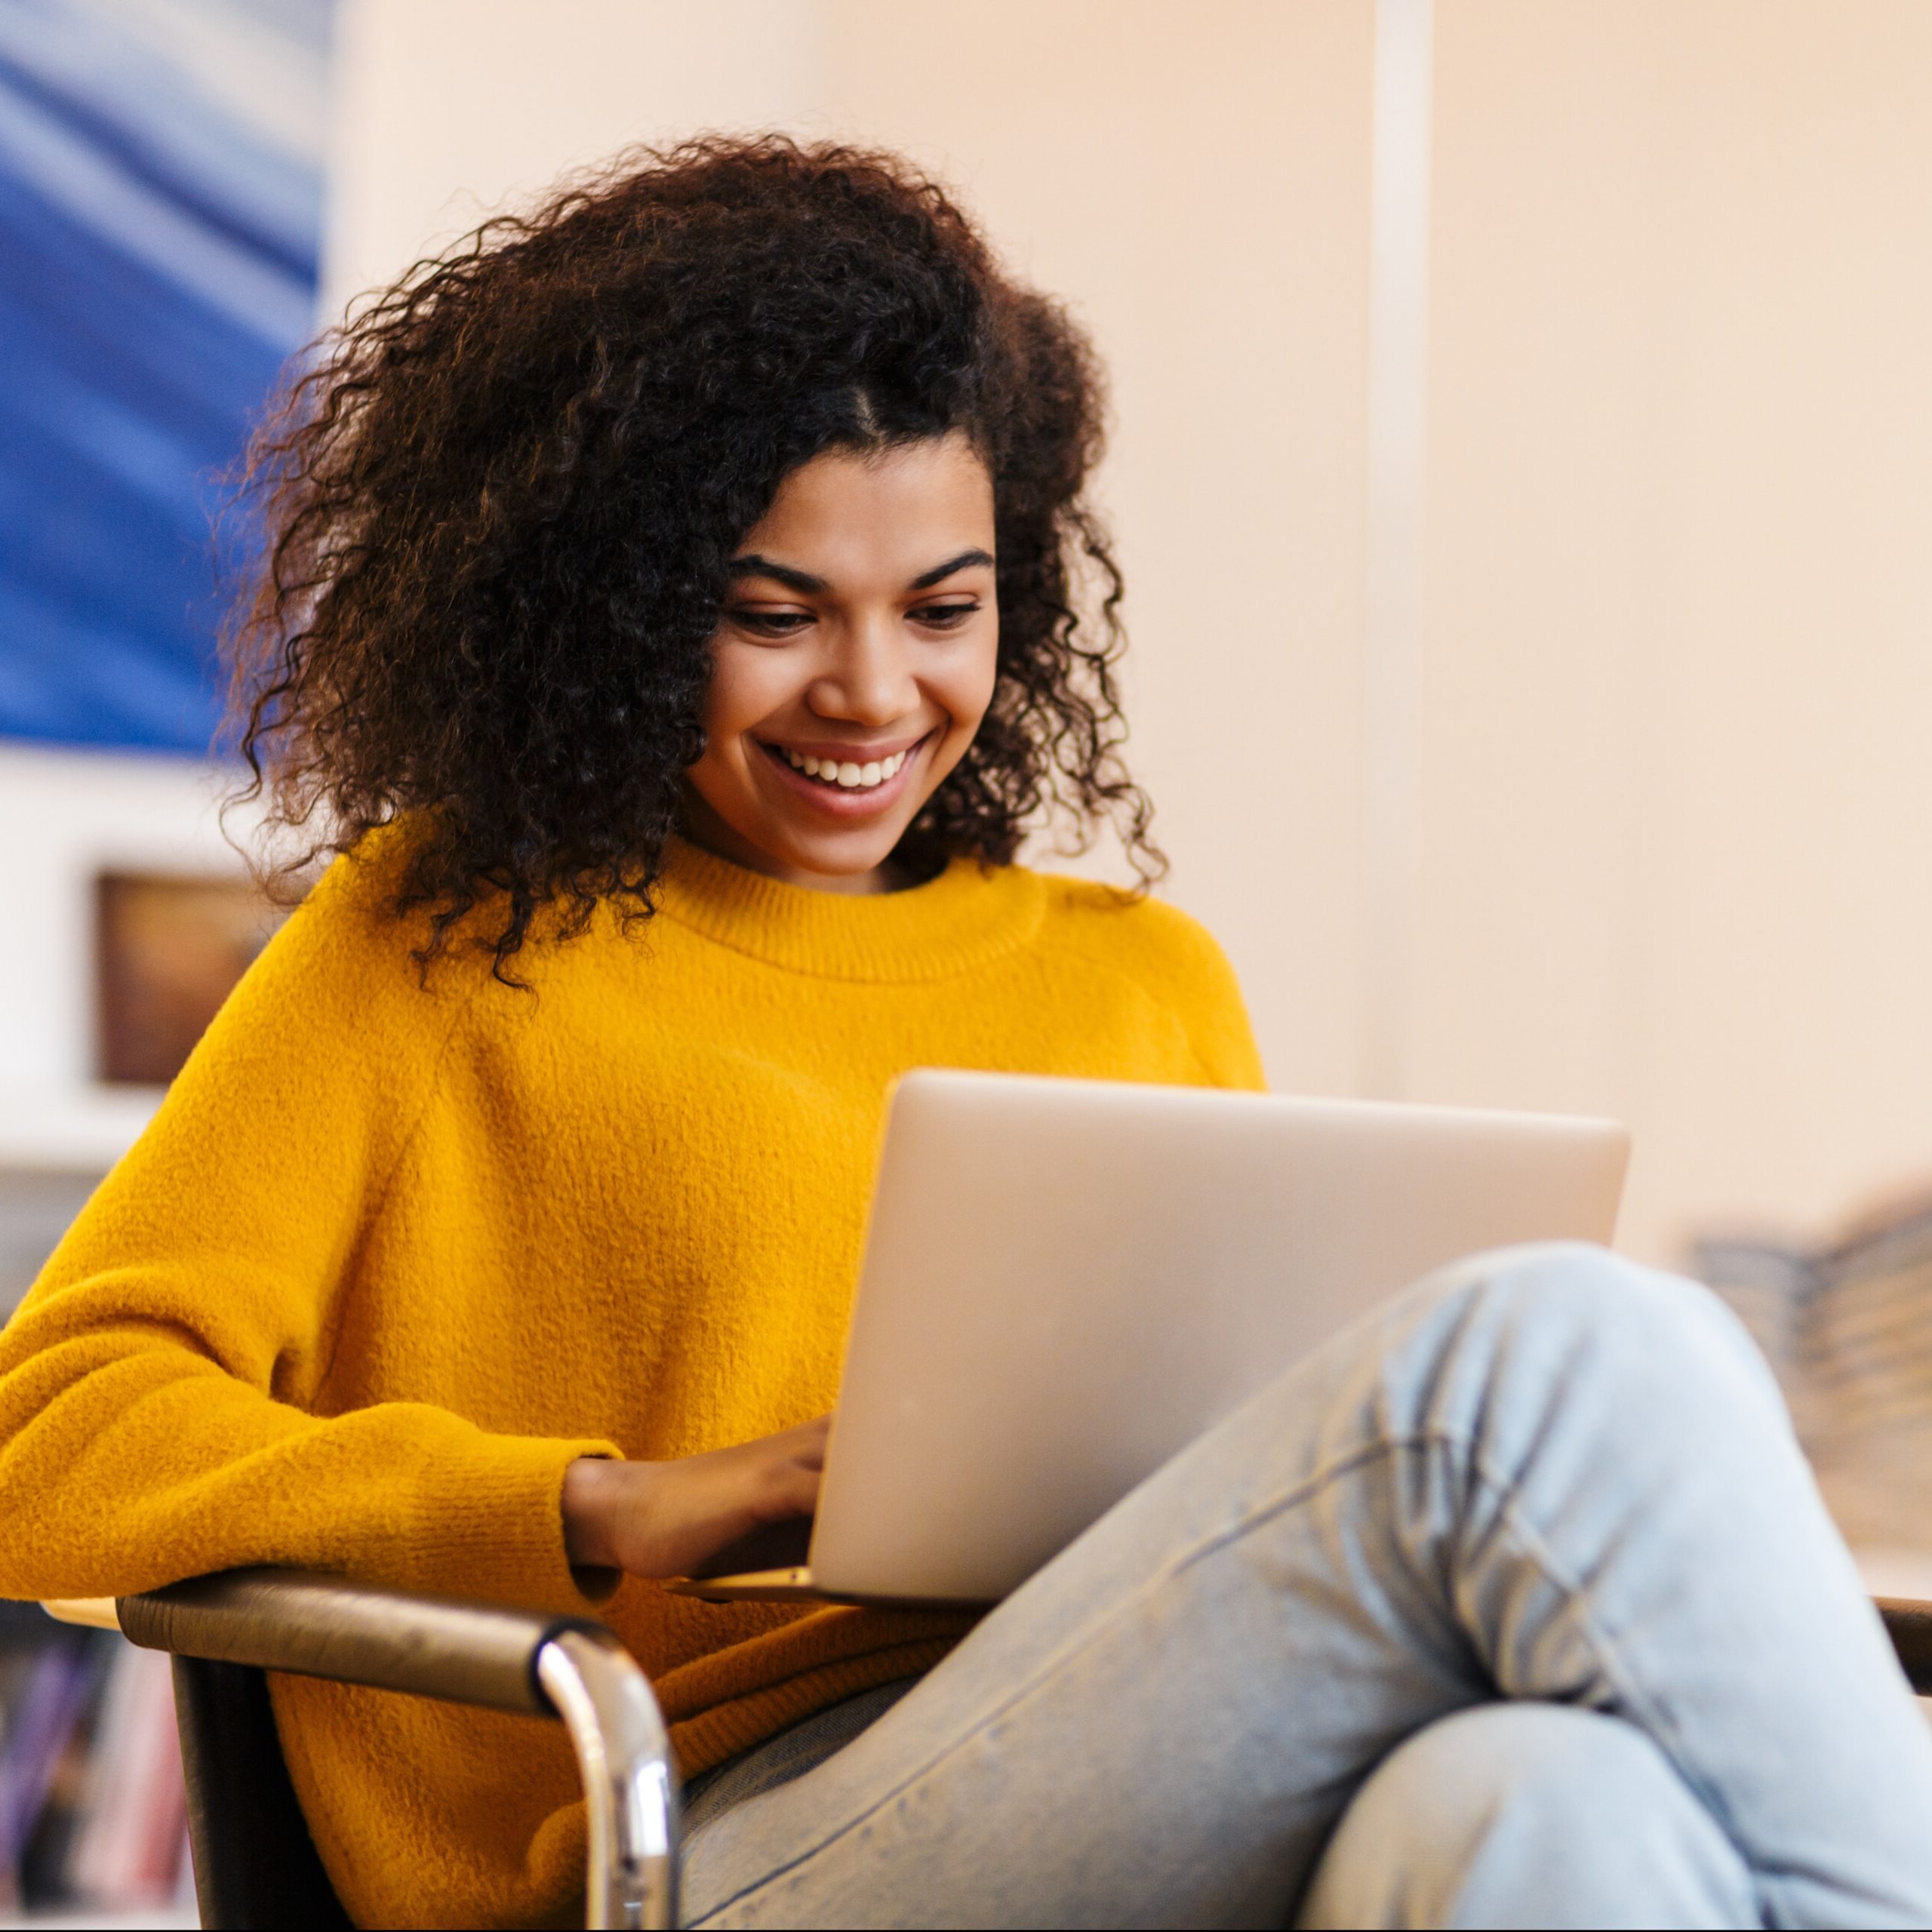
[322,0,1932,1262]
[320,0,824,315]
[1419,1,1932,1256]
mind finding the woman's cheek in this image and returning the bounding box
[701,645,764,738]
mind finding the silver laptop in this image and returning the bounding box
[669,1070,1629,1608]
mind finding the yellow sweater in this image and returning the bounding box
[0,835,1264,1928]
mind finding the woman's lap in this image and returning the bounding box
[681,1680,921,1841]
[681,1243,1932,1928]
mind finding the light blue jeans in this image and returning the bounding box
[680,1246,1932,1927]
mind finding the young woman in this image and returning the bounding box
[1,140,1928,1931]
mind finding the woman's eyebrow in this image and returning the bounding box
[909,547,995,590]
[729,548,995,595]
[730,555,828,594]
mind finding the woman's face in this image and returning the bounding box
[682,433,1000,893]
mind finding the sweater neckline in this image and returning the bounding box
[653,838,1045,982]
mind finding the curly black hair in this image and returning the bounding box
[226,135,1160,974]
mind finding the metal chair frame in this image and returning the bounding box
[50,1570,679,1930]
[44,1576,1932,1932]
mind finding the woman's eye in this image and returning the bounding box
[730,608,813,639]
[911,601,980,629]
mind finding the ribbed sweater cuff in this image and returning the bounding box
[395,1430,621,1614]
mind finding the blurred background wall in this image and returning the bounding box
[315,0,1932,1260]
[8,0,1932,1267]
[1417,0,1932,1265]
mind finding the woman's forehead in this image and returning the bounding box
[738,438,996,589]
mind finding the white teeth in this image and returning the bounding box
[779,746,910,789]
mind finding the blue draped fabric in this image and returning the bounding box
[0,0,332,752]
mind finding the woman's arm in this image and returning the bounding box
[0,857,615,1611]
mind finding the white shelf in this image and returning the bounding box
[0,1909,195,1930]
[1855,1546,1932,1603]
[0,1086,161,1175]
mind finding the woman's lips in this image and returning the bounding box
[755,734,929,816]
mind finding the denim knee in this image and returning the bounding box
[1297,1702,1758,1930]
[1448,1238,1719,1334]
[1414,1240,1779,1405]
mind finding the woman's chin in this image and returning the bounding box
[685,804,909,891]
[764,824,908,889]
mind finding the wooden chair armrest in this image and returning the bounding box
[58,1569,677,1930]
[1878,1596,1932,1694]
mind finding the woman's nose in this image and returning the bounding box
[810,615,919,724]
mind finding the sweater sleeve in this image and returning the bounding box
[0,851,617,1611]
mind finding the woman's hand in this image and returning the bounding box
[561,1417,829,1579]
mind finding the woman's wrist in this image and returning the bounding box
[561,1455,627,1571]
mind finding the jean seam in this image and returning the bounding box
[1458,1437,1752,1860]
[688,1427,1476,1925]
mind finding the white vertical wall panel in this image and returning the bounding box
[1361,0,1434,1099]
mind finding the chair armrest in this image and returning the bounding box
[112,1569,677,1931]
[115,1567,586,1712]
[1878,1596,1932,1694]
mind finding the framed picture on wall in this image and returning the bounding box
[95,870,284,1087]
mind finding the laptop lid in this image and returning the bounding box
[808,1071,1629,1604]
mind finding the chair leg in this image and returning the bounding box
[170,1657,352,1930]
[537,1629,680,1931]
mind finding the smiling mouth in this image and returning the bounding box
[768,742,918,792]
